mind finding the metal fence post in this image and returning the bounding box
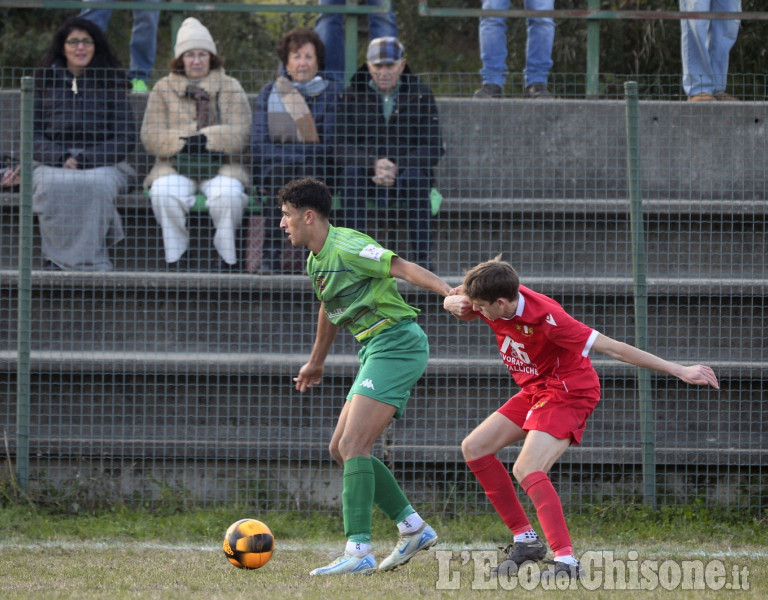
[586,0,600,97]
[16,76,34,494]
[344,0,360,83]
[624,81,656,509]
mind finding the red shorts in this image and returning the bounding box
[497,381,601,445]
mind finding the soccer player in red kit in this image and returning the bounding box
[443,257,719,581]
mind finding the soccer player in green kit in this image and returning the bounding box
[277,177,452,576]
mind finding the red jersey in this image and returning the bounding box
[479,285,601,391]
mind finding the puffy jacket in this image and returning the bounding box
[140,69,252,188]
[33,61,137,168]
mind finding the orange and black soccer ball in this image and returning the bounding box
[223,518,275,569]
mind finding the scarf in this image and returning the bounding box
[185,83,218,129]
[267,75,326,143]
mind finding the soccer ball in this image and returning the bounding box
[223,518,275,569]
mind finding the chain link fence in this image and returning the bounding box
[0,66,765,514]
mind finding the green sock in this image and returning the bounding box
[371,455,414,523]
[342,456,375,543]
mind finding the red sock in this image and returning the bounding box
[520,471,573,557]
[466,454,532,536]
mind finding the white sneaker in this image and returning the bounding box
[379,523,438,571]
[309,551,377,576]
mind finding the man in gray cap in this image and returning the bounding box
[334,37,444,271]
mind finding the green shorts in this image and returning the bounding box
[346,319,429,419]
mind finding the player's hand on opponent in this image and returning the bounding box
[443,293,476,321]
[677,364,720,389]
[294,362,324,392]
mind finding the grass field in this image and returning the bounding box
[0,506,765,599]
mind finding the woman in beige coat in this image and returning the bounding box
[141,17,252,267]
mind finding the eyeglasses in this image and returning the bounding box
[65,38,94,47]
[183,51,210,62]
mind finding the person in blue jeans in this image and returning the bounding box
[680,0,741,102]
[79,0,161,93]
[474,0,555,99]
[315,0,397,82]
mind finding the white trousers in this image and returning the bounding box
[149,173,248,264]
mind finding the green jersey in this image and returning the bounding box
[307,225,420,342]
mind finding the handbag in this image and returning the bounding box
[0,155,21,190]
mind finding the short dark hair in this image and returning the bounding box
[462,256,520,303]
[277,28,326,72]
[38,16,122,70]
[169,53,224,74]
[278,177,332,219]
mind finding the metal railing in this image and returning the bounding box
[0,0,393,83]
[4,1,768,94]
[418,2,768,97]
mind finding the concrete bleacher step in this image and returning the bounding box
[1,356,760,466]
[2,195,766,278]
[432,197,768,278]
[1,268,763,467]
[0,272,764,362]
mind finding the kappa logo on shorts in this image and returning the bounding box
[361,378,375,390]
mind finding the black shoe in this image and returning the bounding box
[525,82,553,99]
[533,559,585,582]
[474,83,503,98]
[490,538,548,577]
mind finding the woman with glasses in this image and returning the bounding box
[141,17,252,269]
[33,16,137,270]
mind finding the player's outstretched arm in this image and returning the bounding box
[591,334,719,389]
[294,304,339,393]
[389,256,452,297]
[443,294,480,322]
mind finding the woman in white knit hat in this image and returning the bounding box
[140,17,252,268]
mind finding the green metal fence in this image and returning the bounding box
[0,1,765,516]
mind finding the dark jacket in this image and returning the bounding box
[251,71,343,189]
[33,61,137,168]
[335,64,443,183]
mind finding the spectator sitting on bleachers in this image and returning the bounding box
[251,28,344,274]
[33,16,137,271]
[335,37,443,270]
[140,17,252,269]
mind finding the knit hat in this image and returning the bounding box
[366,37,405,65]
[174,17,217,59]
